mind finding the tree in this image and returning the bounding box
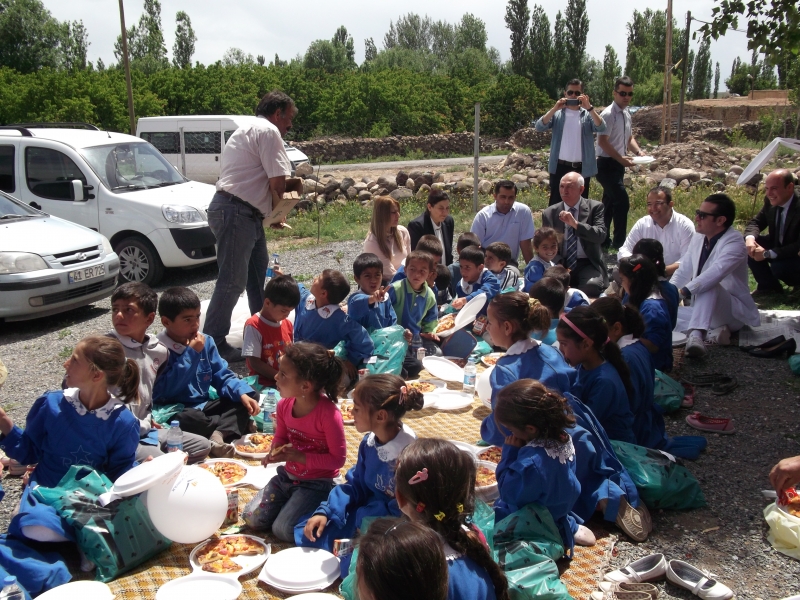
[172,11,195,69]
[364,38,377,62]
[624,9,683,85]
[429,20,454,60]
[551,11,567,91]
[96,57,105,71]
[303,26,356,72]
[528,4,552,97]
[0,0,63,73]
[726,51,777,95]
[504,0,530,76]
[221,47,254,66]
[564,0,589,80]
[690,38,712,99]
[383,13,433,52]
[599,44,621,105]
[256,55,265,66]
[60,20,89,71]
[454,13,487,53]
[713,62,720,98]
[273,54,287,67]
[114,0,169,73]
[333,25,356,65]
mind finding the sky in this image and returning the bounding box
[41,0,754,91]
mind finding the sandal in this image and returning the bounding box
[681,373,725,387]
[685,412,735,435]
[615,497,652,542]
[681,383,695,408]
[598,582,658,600]
[666,559,733,600]
[591,592,651,600]
[604,553,667,584]
[710,376,738,395]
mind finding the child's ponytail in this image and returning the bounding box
[618,255,659,308]
[355,374,425,422]
[591,297,645,338]
[80,336,140,404]
[284,342,344,403]
[490,292,550,339]
[599,339,634,400]
[116,359,141,403]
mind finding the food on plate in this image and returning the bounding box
[340,403,354,421]
[443,356,467,368]
[476,466,496,487]
[197,535,265,572]
[202,556,242,574]
[234,433,274,454]
[408,381,437,394]
[199,461,247,486]
[781,488,800,517]
[481,355,501,366]
[435,315,456,333]
[478,447,502,464]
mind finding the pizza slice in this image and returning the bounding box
[228,536,265,556]
[202,557,242,574]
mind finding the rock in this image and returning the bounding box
[375,187,388,196]
[416,184,431,198]
[358,190,373,202]
[336,198,348,207]
[431,182,446,191]
[346,186,358,199]
[433,172,445,183]
[449,174,464,183]
[294,162,314,177]
[339,177,355,192]
[377,176,397,191]
[660,178,677,189]
[354,182,368,192]
[697,178,713,187]
[515,181,530,192]
[511,174,528,183]
[390,188,413,201]
[666,168,701,183]
[725,173,739,184]
[404,178,416,191]
[418,172,434,186]
[713,182,726,191]
[396,171,409,186]
[623,175,633,187]
[323,178,341,194]
[730,165,744,175]
[368,183,379,192]
[679,179,691,189]
[645,177,658,187]
[303,179,320,194]
[478,180,493,195]
[453,181,472,193]
[362,177,375,185]
[408,170,423,182]
[296,199,313,211]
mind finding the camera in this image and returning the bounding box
[565,99,580,106]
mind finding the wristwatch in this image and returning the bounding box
[587,105,595,112]
[679,287,692,300]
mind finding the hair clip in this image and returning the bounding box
[409,468,428,485]
[415,502,426,513]
[632,263,642,272]
[434,511,446,521]
[384,522,406,537]
[327,349,336,358]
[399,385,407,406]
[560,314,590,342]
[456,503,464,513]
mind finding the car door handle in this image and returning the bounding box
[215,156,219,162]
[30,201,42,210]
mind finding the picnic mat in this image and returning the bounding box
[71,372,613,599]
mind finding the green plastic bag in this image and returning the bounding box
[789,354,800,376]
[653,370,684,414]
[470,339,493,360]
[610,440,706,510]
[151,403,184,425]
[335,325,408,376]
[32,466,171,582]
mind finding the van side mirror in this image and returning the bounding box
[72,180,85,202]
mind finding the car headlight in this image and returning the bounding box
[99,235,114,256]
[162,204,205,224]
[0,252,49,274]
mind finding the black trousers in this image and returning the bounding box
[175,398,252,442]
[748,235,800,290]
[570,258,605,299]
[549,162,592,206]
[596,157,629,249]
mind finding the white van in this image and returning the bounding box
[136,115,310,185]
[0,124,218,286]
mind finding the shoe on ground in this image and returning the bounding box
[685,335,707,358]
[591,591,651,600]
[598,582,658,600]
[705,325,731,346]
[615,496,652,542]
[666,559,733,600]
[603,553,667,583]
[685,412,735,434]
[209,441,236,458]
[574,524,596,546]
[216,340,245,363]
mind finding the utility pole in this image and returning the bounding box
[660,0,674,145]
[473,103,480,214]
[676,11,691,142]
[118,0,136,135]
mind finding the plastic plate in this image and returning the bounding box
[480,353,504,368]
[422,356,465,382]
[454,293,487,331]
[475,460,499,502]
[156,573,242,600]
[632,156,656,165]
[672,331,688,347]
[406,379,447,408]
[233,433,275,459]
[189,534,270,577]
[258,547,340,592]
[432,390,474,411]
[476,365,494,408]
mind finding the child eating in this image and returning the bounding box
[387,251,441,357]
[484,242,521,291]
[523,227,559,292]
[452,246,500,313]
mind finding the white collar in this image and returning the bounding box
[442,541,462,561]
[156,330,189,355]
[505,337,540,356]
[647,290,663,301]
[107,329,159,351]
[459,268,485,295]
[534,256,554,267]
[526,434,575,464]
[366,423,416,462]
[257,313,281,327]
[617,334,638,349]
[305,294,341,319]
[63,387,125,420]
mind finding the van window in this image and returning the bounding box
[224,130,236,144]
[141,132,180,154]
[184,131,221,154]
[25,147,87,201]
[0,146,14,193]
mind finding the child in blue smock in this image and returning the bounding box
[0,337,139,555]
[542,265,589,313]
[523,227,558,292]
[388,251,441,357]
[481,292,575,446]
[294,269,375,380]
[619,255,674,372]
[452,246,500,315]
[555,306,637,444]
[391,236,444,301]
[529,277,567,346]
[494,380,596,557]
[632,238,679,329]
[348,253,400,332]
[296,374,422,552]
[593,297,707,460]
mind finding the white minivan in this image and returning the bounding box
[136,115,310,185]
[0,124,218,286]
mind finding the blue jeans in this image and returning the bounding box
[203,192,269,344]
[242,466,335,542]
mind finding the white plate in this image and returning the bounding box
[632,156,656,165]
[339,401,355,425]
[672,331,688,347]
[110,451,186,496]
[189,534,271,577]
[233,433,274,459]
[407,379,447,408]
[451,440,482,455]
[423,356,464,382]
[476,365,494,409]
[200,458,276,490]
[435,314,459,338]
[432,390,474,411]
[259,547,339,591]
[156,573,242,600]
[476,446,502,464]
[38,582,114,600]
[476,460,498,502]
[454,293,487,332]
[480,353,504,368]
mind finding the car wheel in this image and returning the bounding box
[115,236,164,286]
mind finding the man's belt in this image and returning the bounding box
[558,159,582,168]
[216,190,264,220]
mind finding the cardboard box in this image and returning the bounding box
[265,177,304,226]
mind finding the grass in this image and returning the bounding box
[58,346,72,359]
[57,328,72,340]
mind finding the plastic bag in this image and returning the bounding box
[151,403,185,426]
[765,502,800,560]
[32,466,171,582]
[470,339,493,360]
[789,354,800,376]
[335,326,408,376]
[653,370,684,414]
[610,441,706,510]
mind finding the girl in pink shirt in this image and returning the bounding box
[243,342,347,541]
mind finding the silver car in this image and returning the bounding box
[0,191,119,321]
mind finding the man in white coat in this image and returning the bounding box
[671,193,760,358]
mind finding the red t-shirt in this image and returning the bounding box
[242,313,293,387]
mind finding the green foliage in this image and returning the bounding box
[689,38,712,100]
[725,51,777,96]
[305,26,356,72]
[632,71,683,106]
[713,62,720,99]
[504,0,530,76]
[172,11,196,69]
[564,0,589,81]
[625,9,683,86]
[114,0,169,74]
[600,45,621,105]
[0,0,67,73]
[551,11,567,91]
[528,4,553,97]
[480,74,550,136]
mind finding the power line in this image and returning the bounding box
[690,17,748,34]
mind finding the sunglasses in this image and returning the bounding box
[565,90,582,96]
[695,209,720,220]
[615,90,634,97]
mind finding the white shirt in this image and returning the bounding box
[558,109,583,163]
[216,116,292,215]
[618,210,696,266]
[596,102,631,157]
[746,196,794,258]
[432,221,446,264]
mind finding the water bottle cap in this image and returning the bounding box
[170,420,179,427]
[3,576,15,585]
[468,357,476,363]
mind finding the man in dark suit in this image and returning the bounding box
[541,172,608,297]
[407,189,455,265]
[745,169,800,296]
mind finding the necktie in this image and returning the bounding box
[776,206,784,245]
[565,207,578,271]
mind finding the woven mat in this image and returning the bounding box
[74,372,612,599]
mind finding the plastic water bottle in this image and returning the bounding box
[0,576,24,600]
[411,333,422,357]
[261,389,278,434]
[265,253,280,282]
[462,357,477,395]
[166,421,183,453]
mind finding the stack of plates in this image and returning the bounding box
[258,547,340,594]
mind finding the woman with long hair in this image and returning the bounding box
[364,196,411,284]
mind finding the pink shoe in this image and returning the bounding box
[681,384,695,408]
[685,412,735,435]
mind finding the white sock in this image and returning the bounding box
[689,329,706,341]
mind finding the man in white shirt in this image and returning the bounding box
[470,180,535,265]
[203,91,295,362]
[618,186,695,276]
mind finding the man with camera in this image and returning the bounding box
[535,78,606,206]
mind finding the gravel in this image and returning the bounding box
[1,238,799,598]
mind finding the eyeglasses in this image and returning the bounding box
[565,90,582,96]
[615,90,634,98]
[695,209,720,220]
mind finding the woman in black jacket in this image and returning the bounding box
[407,190,455,265]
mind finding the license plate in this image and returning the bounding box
[68,264,105,284]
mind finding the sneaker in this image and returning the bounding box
[685,335,707,358]
[216,340,245,363]
[615,497,652,542]
[706,325,731,346]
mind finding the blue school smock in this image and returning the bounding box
[659,279,679,330]
[1,389,139,541]
[455,268,500,315]
[481,339,575,446]
[294,284,374,365]
[390,266,440,298]
[153,334,255,407]
[346,290,397,332]
[523,257,554,293]
[565,393,641,522]
[572,362,636,444]
[446,546,498,600]
[0,534,71,599]
[495,437,581,556]
[564,290,590,312]
[295,425,416,549]
[532,318,560,346]
[637,296,673,372]
[387,278,438,336]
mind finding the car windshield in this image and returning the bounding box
[0,192,43,219]
[80,142,186,192]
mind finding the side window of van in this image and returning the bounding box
[25,147,87,201]
[224,130,236,144]
[0,146,14,193]
[141,132,180,154]
[184,132,221,154]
